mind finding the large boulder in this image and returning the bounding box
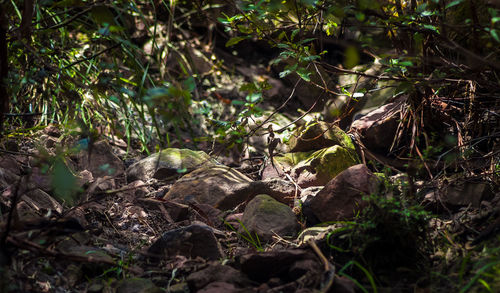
[290,146,359,188]
[164,165,252,208]
[165,165,297,210]
[240,194,299,242]
[306,164,379,222]
[127,148,216,182]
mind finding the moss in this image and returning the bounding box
[325,126,355,151]
[281,151,315,165]
[253,194,291,214]
[155,148,215,169]
[314,145,359,178]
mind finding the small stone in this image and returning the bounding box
[241,195,299,243]
[186,263,253,291]
[148,224,224,260]
[43,124,61,137]
[240,249,320,282]
[115,278,162,293]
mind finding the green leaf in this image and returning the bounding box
[299,0,318,7]
[490,29,500,43]
[398,60,414,67]
[183,76,196,92]
[231,100,245,106]
[445,0,464,9]
[279,63,298,78]
[246,93,262,103]
[296,67,311,82]
[226,36,249,47]
[277,43,291,49]
[298,38,316,45]
[301,55,321,62]
[422,24,439,33]
[355,12,365,22]
[51,158,79,206]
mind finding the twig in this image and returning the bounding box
[6,236,143,274]
[308,239,336,293]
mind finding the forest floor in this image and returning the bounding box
[1,29,499,293]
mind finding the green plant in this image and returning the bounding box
[225,219,263,252]
[325,192,431,287]
[338,260,377,293]
[457,244,500,293]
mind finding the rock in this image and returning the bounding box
[167,282,189,293]
[78,170,94,188]
[21,188,63,214]
[197,282,250,293]
[165,165,296,210]
[289,121,355,152]
[299,186,323,202]
[422,182,494,211]
[137,198,189,222]
[148,224,224,260]
[120,180,149,201]
[350,96,406,152]
[331,276,357,293]
[126,148,216,182]
[77,140,125,178]
[43,124,61,137]
[0,154,21,174]
[291,146,359,188]
[193,203,224,226]
[44,136,58,148]
[307,164,379,222]
[240,249,321,282]
[164,165,252,207]
[186,263,253,291]
[240,194,299,242]
[0,170,19,198]
[225,213,244,231]
[250,178,298,205]
[59,245,114,274]
[115,278,162,293]
[63,264,82,287]
[4,139,20,152]
[30,166,53,193]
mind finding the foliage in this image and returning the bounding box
[34,142,82,206]
[325,192,431,285]
[2,0,498,167]
[225,219,264,252]
[220,0,499,173]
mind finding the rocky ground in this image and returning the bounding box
[0,103,498,292]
